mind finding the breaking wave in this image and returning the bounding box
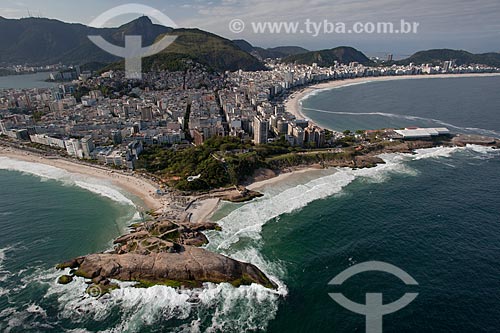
[0,157,135,206]
[0,247,10,282]
[3,145,496,332]
[0,247,7,269]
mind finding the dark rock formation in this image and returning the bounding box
[73,247,276,288]
[451,134,498,147]
[57,219,277,290]
[57,275,73,285]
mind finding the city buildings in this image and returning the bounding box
[1,60,498,170]
[253,116,269,145]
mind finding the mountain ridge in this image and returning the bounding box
[232,39,309,59]
[282,46,373,66]
[0,16,265,72]
[396,49,500,67]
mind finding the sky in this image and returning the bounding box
[1,0,499,58]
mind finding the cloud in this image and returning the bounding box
[173,0,499,52]
[0,7,24,17]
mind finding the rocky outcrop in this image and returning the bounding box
[71,247,276,288]
[354,155,385,168]
[223,186,264,203]
[57,219,277,291]
[451,134,498,147]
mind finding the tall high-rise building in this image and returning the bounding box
[141,106,154,122]
[81,136,95,159]
[111,130,123,145]
[65,138,83,158]
[253,116,268,145]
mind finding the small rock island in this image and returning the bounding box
[57,220,277,294]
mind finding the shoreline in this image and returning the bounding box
[2,73,498,225]
[247,166,324,191]
[0,146,164,212]
[0,145,228,225]
[285,73,500,129]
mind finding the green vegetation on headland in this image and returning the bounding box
[136,135,329,191]
[46,132,500,292]
[137,131,500,193]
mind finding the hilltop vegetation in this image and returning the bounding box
[397,49,500,67]
[137,136,275,191]
[135,134,367,192]
[282,46,373,66]
[143,29,265,72]
[0,16,170,65]
[233,40,309,59]
[0,17,265,72]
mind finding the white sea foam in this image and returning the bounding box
[31,145,497,332]
[41,270,282,332]
[412,146,463,160]
[0,157,135,206]
[0,247,9,273]
[207,153,417,253]
[465,144,498,154]
[25,303,47,318]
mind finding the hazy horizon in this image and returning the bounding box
[1,0,499,59]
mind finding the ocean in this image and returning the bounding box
[1,76,499,332]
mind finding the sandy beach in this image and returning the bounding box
[0,145,229,224]
[0,146,165,211]
[285,73,500,127]
[247,166,323,191]
[187,198,220,223]
[4,72,499,222]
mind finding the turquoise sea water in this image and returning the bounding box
[1,76,499,332]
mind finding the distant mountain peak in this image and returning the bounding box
[119,15,155,29]
[131,16,153,25]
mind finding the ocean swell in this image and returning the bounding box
[6,145,496,332]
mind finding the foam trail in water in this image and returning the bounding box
[31,146,497,332]
[0,157,135,206]
[40,270,282,333]
[206,146,488,287]
[0,247,7,268]
[206,154,417,253]
[412,146,463,160]
[0,247,10,279]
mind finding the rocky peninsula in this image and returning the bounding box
[48,133,500,294]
